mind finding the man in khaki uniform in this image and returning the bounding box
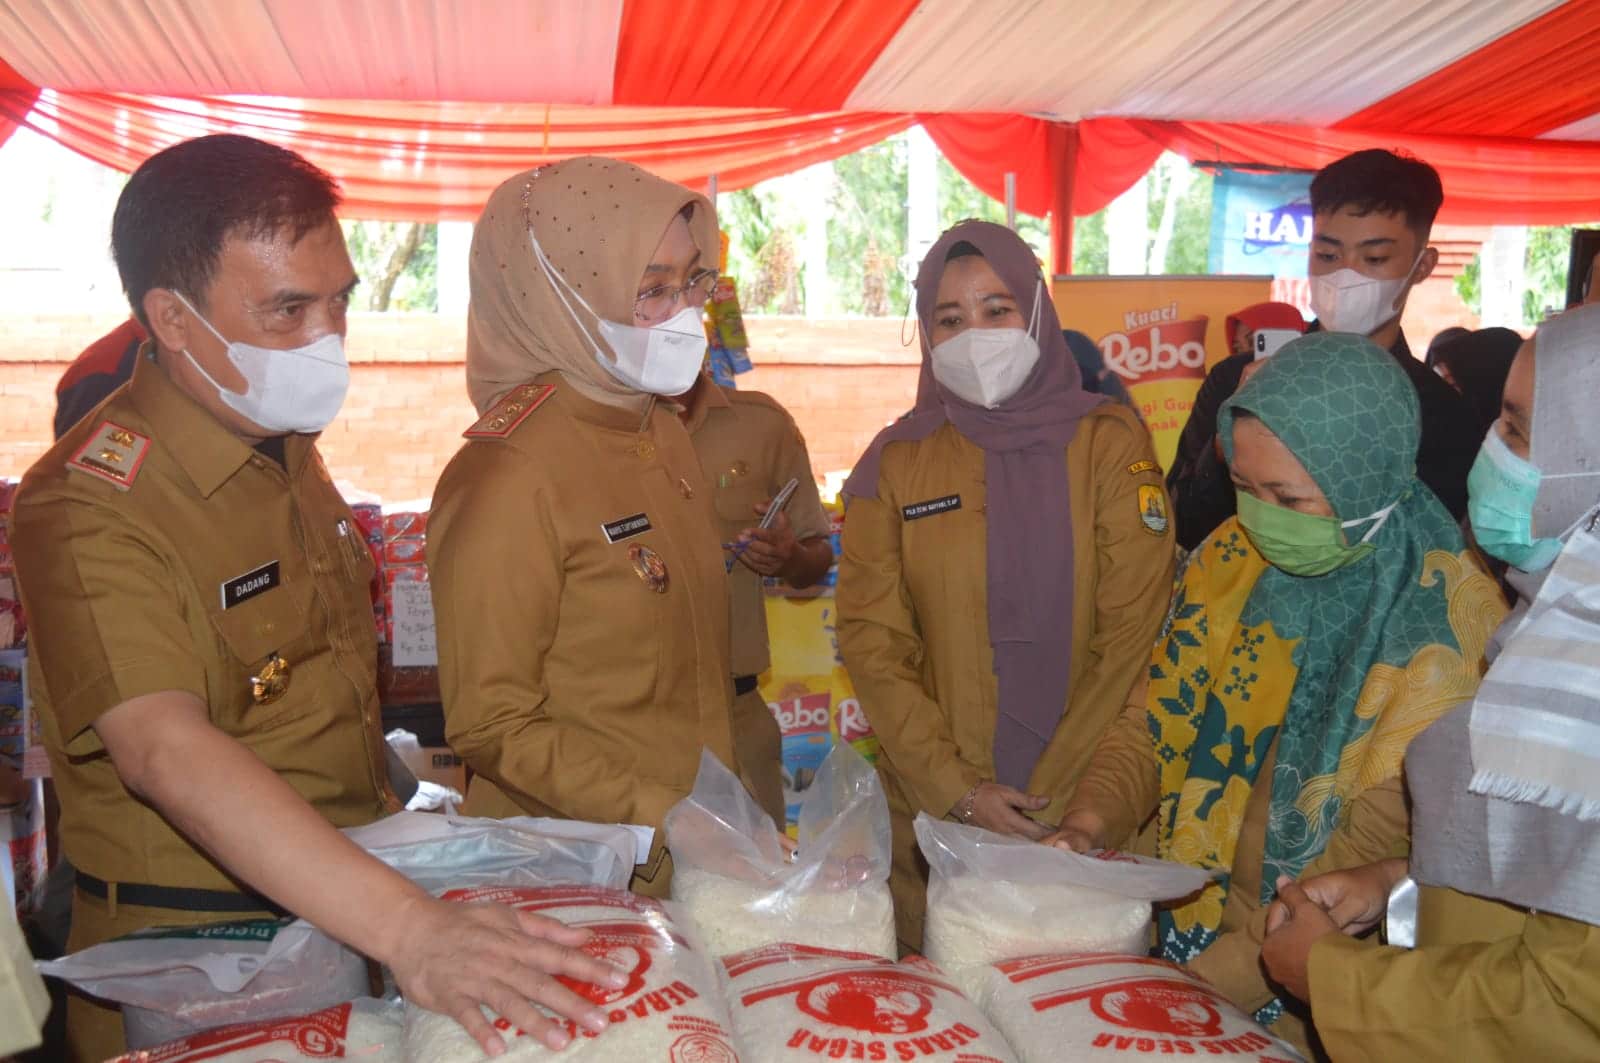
[674,374,834,824]
[10,135,620,1062]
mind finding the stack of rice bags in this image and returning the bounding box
[915,815,1304,1061]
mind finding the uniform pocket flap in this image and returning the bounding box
[209,584,306,666]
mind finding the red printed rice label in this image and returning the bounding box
[964,955,1304,1061]
[722,943,1016,1062]
[404,886,740,1061]
[106,1000,400,1062]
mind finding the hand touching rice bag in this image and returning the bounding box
[722,944,1017,1062]
[667,744,895,959]
[402,885,739,1062]
[963,955,1305,1062]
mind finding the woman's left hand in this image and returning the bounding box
[1261,875,1340,1002]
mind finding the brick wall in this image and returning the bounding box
[0,289,1489,498]
[0,312,919,499]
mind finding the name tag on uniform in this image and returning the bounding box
[601,513,653,544]
[221,561,280,609]
[902,494,962,521]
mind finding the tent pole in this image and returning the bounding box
[706,173,718,202]
[1004,172,1017,230]
[1048,123,1079,276]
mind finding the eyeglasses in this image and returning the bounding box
[635,269,718,322]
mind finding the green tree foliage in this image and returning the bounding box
[829,137,909,315]
[341,220,438,311]
[1165,169,1215,275]
[935,155,1051,268]
[1454,224,1597,323]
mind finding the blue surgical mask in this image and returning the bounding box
[1467,428,1564,572]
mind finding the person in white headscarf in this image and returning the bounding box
[1259,301,1600,1059]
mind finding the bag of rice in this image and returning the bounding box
[915,815,1214,974]
[402,884,739,1062]
[721,943,1018,1062]
[37,916,370,1049]
[106,997,403,1062]
[667,744,895,959]
[345,811,640,892]
[963,954,1305,1062]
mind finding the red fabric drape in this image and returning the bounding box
[920,114,1164,274]
[614,0,922,108]
[918,114,1160,219]
[0,90,911,220]
[1337,0,1600,138]
[0,55,37,150]
[1141,120,1600,226]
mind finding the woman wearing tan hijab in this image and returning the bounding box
[427,157,744,896]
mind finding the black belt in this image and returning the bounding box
[733,674,760,697]
[76,872,286,915]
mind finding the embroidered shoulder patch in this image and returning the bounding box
[1128,459,1158,477]
[66,420,151,491]
[1138,483,1170,536]
[463,383,555,439]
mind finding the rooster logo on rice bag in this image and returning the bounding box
[558,921,658,1004]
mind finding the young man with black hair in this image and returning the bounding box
[1304,148,1477,519]
[1165,150,1478,549]
[12,135,623,1061]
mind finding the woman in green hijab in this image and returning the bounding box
[1046,332,1507,1054]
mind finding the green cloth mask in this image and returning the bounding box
[1235,488,1395,577]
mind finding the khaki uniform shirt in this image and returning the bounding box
[428,373,737,894]
[837,404,1176,946]
[679,379,830,823]
[1307,885,1600,1059]
[1071,677,1409,1055]
[680,379,831,679]
[10,352,393,902]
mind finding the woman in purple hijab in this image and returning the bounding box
[836,221,1177,950]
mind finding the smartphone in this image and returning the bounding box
[1254,328,1301,360]
[760,478,801,530]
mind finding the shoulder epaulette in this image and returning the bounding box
[463,383,555,439]
[65,419,151,491]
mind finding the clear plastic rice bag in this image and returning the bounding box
[915,814,1215,975]
[666,744,895,959]
[38,916,369,1049]
[105,997,402,1062]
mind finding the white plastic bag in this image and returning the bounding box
[345,811,639,892]
[666,744,895,959]
[402,885,739,1061]
[964,954,1304,1062]
[37,917,369,1049]
[915,814,1215,973]
[721,943,1017,1062]
[106,997,404,1062]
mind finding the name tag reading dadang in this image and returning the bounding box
[221,561,280,609]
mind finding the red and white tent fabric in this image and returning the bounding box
[2,0,1599,267]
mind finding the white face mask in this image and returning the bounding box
[1309,251,1425,336]
[928,278,1043,409]
[172,291,349,434]
[528,227,708,397]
